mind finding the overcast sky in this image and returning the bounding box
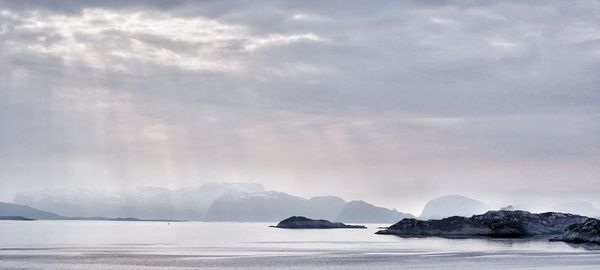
[1,0,599,213]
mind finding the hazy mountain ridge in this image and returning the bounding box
[419,195,491,219]
[205,191,406,223]
[11,187,600,222]
[14,183,265,220]
[420,195,600,220]
[205,191,315,222]
[12,183,407,222]
[553,202,600,218]
[0,202,62,220]
[336,200,414,223]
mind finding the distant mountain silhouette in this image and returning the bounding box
[508,202,600,218]
[0,216,35,221]
[0,202,62,220]
[554,202,600,217]
[307,196,348,220]
[205,191,357,222]
[419,195,490,219]
[13,183,406,222]
[336,200,414,223]
[8,187,600,223]
[14,183,264,220]
[205,191,317,222]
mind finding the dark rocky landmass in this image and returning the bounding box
[0,216,35,221]
[274,216,366,229]
[377,210,588,238]
[553,218,600,244]
[336,200,414,224]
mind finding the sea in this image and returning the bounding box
[1,220,599,269]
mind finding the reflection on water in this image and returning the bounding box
[1,220,599,269]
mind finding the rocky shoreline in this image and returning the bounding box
[376,210,588,238]
[552,218,600,244]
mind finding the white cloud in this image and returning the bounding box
[3,8,324,71]
[429,17,456,25]
[244,33,322,51]
[291,13,331,22]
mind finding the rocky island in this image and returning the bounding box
[552,218,600,244]
[376,210,588,238]
[273,216,366,229]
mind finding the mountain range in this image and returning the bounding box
[12,183,414,223]
[0,202,62,220]
[13,183,263,220]
[417,195,600,219]
[7,185,600,222]
[418,195,491,220]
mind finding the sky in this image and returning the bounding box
[0,0,599,214]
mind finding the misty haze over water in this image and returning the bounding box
[8,183,600,221]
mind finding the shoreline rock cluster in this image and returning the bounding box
[553,218,600,244]
[376,210,588,238]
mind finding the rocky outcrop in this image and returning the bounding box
[554,218,600,244]
[274,216,366,229]
[376,210,587,238]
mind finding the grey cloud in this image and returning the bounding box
[0,1,599,213]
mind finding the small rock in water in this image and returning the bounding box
[273,216,366,229]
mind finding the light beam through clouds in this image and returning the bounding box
[0,1,599,214]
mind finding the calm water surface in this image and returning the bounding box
[1,220,599,269]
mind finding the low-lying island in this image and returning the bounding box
[273,216,367,229]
